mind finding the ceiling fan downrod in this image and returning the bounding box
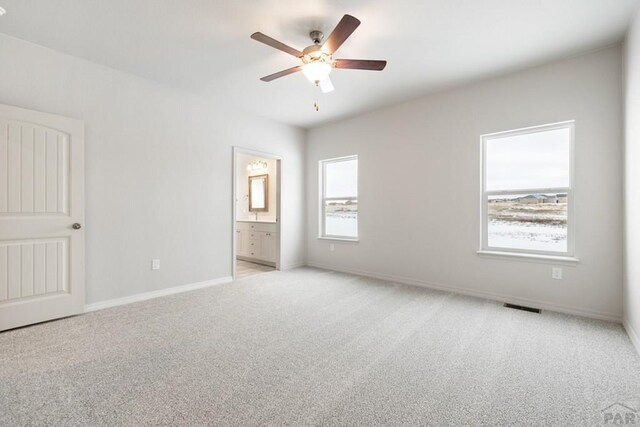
[309,31,324,45]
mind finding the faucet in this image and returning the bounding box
[254,211,259,221]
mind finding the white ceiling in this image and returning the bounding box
[0,0,638,128]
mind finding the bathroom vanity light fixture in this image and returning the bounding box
[247,160,268,172]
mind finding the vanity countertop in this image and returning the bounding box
[236,219,277,224]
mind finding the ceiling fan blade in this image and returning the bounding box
[334,59,387,71]
[251,32,303,57]
[322,14,361,54]
[260,65,303,82]
[319,77,335,93]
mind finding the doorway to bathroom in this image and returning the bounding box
[232,147,281,279]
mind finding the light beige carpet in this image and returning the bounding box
[1,267,639,426]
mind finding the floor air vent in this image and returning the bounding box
[503,303,541,314]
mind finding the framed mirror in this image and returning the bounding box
[249,174,269,212]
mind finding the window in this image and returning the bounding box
[480,122,574,257]
[320,156,358,240]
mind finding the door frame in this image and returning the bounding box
[232,147,282,279]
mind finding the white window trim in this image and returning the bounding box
[476,250,579,265]
[319,155,359,241]
[479,121,576,262]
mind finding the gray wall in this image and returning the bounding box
[624,10,640,349]
[307,46,624,321]
[0,34,306,304]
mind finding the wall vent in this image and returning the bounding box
[503,303,541,314]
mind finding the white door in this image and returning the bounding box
[0,104,85,331]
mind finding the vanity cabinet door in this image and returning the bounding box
[236,229,251,257]
[259,232,276,262]
[236,229,245,255]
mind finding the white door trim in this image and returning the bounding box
[232,147,282,279]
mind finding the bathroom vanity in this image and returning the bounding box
[236,220,277,266]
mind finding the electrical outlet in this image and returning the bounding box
[552,267,562,280]
[151,259,160,270]
[329,243,335,252]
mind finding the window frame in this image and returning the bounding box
[479,121,576,259]
[319,155,359,241]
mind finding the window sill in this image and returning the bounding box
[318,237,359,243]
[477,250,579,265]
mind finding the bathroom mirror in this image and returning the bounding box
[249,174,268,212]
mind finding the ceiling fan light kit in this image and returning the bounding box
[301,35,333,84]
[302,61,332,84]
[250,14,387,96]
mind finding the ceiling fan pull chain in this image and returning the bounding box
[313,101,319,112]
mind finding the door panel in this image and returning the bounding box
[0,239,68,303]
[0,121,68,215]
[0,104,84,332]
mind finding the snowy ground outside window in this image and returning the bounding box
[325,200,357,238]
[487,195,567,252]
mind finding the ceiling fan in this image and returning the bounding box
[250,14,387,93]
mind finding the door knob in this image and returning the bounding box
[72,223,82,230]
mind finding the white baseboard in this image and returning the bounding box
[624,319,640,356]
[84,276,233,313]
[306,262,622,323]
[280,261,306,270]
